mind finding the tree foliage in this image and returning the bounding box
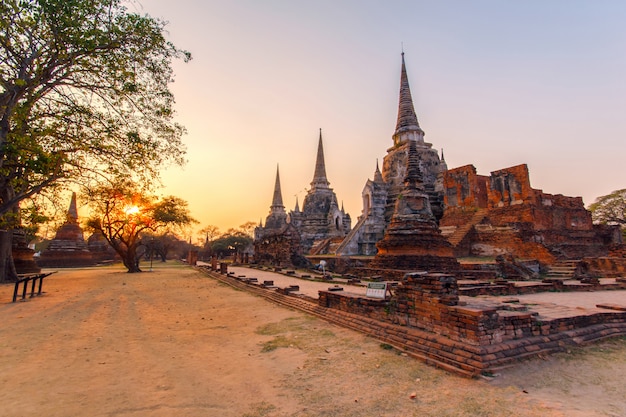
[238,221,257,238]
[0,0,189,279]
[211,228,253,259]
[589,189,626,227]
[141,231,187,262]
[198,225,220,244]
[85,178,196,272]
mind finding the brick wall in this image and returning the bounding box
[201,267,626,377]
[320,272,626,350]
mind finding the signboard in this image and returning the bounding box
[366,282,387,299]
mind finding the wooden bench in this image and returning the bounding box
[12,272,56,302]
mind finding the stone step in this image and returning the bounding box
[545,260,581,279]
[446,209,488,246]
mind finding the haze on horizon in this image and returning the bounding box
[135,0,626,234]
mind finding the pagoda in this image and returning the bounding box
[288,129,351,253]
[370,139,459,273]
[38,193,95,267]
[254,166,303,266]
[337,52,447,256]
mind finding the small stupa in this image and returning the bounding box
[371,139,459,273]
[38,193,95,267]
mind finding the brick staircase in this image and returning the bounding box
[446,209,487,247]
[334,216,366,255]
[309,238,332,256]
[545,260,580,280]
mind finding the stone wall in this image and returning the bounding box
[202,267,626,377]
[440,163,616,261]
[443,164,489,209]
[488,164,535,208]
[317,272,626,375]
[320,272,626,348]
[470,224,556,263]
[584,257,626,277]
[254,224,303,267]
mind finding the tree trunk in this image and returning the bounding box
[122,247,142,273]
[0,229,18,283]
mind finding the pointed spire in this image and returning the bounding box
[271,164,284,211]
[294,196,300,212]
[310,128,330,190]
[404,138,424,190]
[393,52,424,145]
[440,148,448,171]
[67,192,78,223]
[373,159,384,183]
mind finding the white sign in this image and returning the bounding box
[366,282,387,299]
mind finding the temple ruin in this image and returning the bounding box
[254,52,621,273]
[333,52,620,270]
[440,163,619,262]
[225,51,626,376]
[38,193,95,268]
[369,139,460,277]
[254,166,304,266]
[254,130,351,265]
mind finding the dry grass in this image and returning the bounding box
[252,316,563,417]
[2,266,625,417]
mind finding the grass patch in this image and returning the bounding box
[317,328,335,338]
[256,317,310,336]
[261,335,301,352]
[241,402,277,417]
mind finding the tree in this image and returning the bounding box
[589,189,626,227]
[197,224,220,260]
[211,229,253,259]
[85,179,196,272]
[142,231,183,262]
[198,225,220,246]
[238,221,257,238]
[0,0,189,280]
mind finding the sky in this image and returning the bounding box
[133,0,626,236]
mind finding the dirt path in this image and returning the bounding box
[1,264,625,417]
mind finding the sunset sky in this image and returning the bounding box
[135,0,626,236]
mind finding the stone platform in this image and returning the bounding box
[201,265,626,377]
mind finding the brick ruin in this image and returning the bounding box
[369,139,459,276]
[333,52,622,275]
[244,51,626,376]
[288,130,351,253]
[338,53,447,257]
[318,271,626,376]
[440,163,620,263]
[37,193,118,268]
[253,50,626,280]
[202,263,626,377]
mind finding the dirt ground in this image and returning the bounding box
[1,263,625,417]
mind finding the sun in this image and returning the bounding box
[124,205,140,215]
